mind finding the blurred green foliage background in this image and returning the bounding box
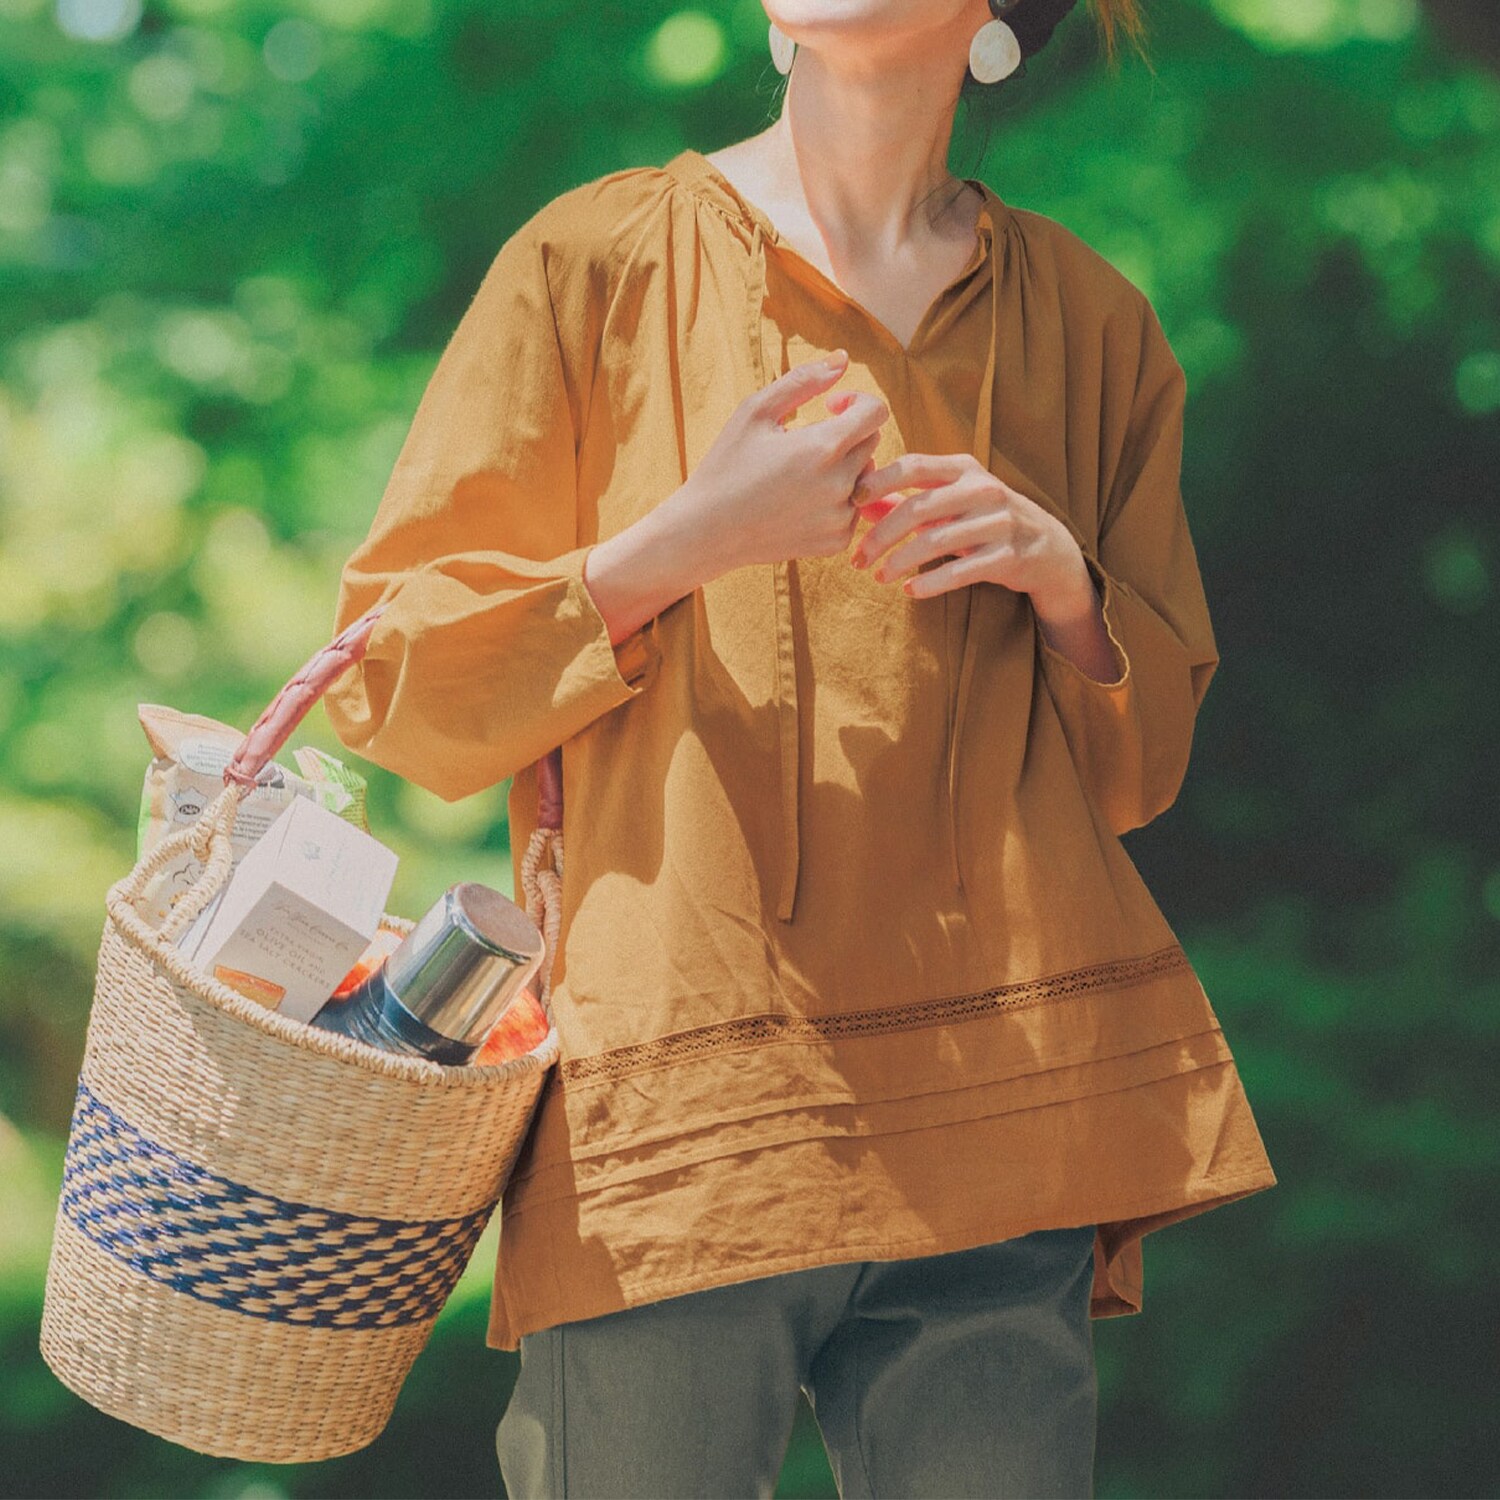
[2,0,1497,1495]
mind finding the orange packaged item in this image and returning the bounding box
[473,985,551,1066]
[212,964,286,1010]
[327,927,405,1003]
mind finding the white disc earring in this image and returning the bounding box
[968,18,1022,84]
[769,20,796,75]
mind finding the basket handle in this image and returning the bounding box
[113,606,393,926]
[141,780,248,944]
[118,603,567,955]
[224,604,388,788]
[222,603,565,832]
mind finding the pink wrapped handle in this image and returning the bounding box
[223,605,389,787]
[536,746,562,832]
[222,602,565,832]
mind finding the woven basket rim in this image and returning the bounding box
[106,792,561,1091]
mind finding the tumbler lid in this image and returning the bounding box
[383,883,545,1048]
[450,882,545,964]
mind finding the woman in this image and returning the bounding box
[324,1,1278,1494]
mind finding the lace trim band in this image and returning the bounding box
[559,943,1193,1086]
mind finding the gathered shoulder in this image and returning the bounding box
[1006,204,1153,326]
[512,163,680,306]
[1003,202,1183,396]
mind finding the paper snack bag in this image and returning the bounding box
[131,703,370,931]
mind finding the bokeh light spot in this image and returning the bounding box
[1454,350,1500,417]
[83,120,157,185]
[154,309,245,386]
[1353,0,1418,42]
[1421,528,1490,615]
[1208,0,1415,51]
[263,16,322,84]
[128,53,196,121]
[132,610,199,680]
[55,0,140,43]
[646,11,727,89]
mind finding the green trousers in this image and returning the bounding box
[495,1222,1099,1499]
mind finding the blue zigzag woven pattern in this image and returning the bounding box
[60,1080,493,1330]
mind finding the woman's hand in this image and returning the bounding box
[848,451,1082,603]
[671,350,889,576]
[848,450,1123,683]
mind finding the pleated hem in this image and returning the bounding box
[484,1056,1277,1352]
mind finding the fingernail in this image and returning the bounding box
[850,550,867,569]
[824,348,848,369]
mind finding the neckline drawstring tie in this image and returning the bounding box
[740,188,1004,919]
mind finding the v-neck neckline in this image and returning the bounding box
[668,147,1004,361]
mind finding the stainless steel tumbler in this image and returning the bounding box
[309,882,546,1064]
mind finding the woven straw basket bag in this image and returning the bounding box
[39,605,566,1463]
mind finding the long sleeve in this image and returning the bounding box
[322,214,663,802]
[1035,297,1219,836]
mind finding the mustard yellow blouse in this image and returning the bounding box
[323,148,1278,1351]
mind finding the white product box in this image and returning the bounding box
[185,794,399,1022]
